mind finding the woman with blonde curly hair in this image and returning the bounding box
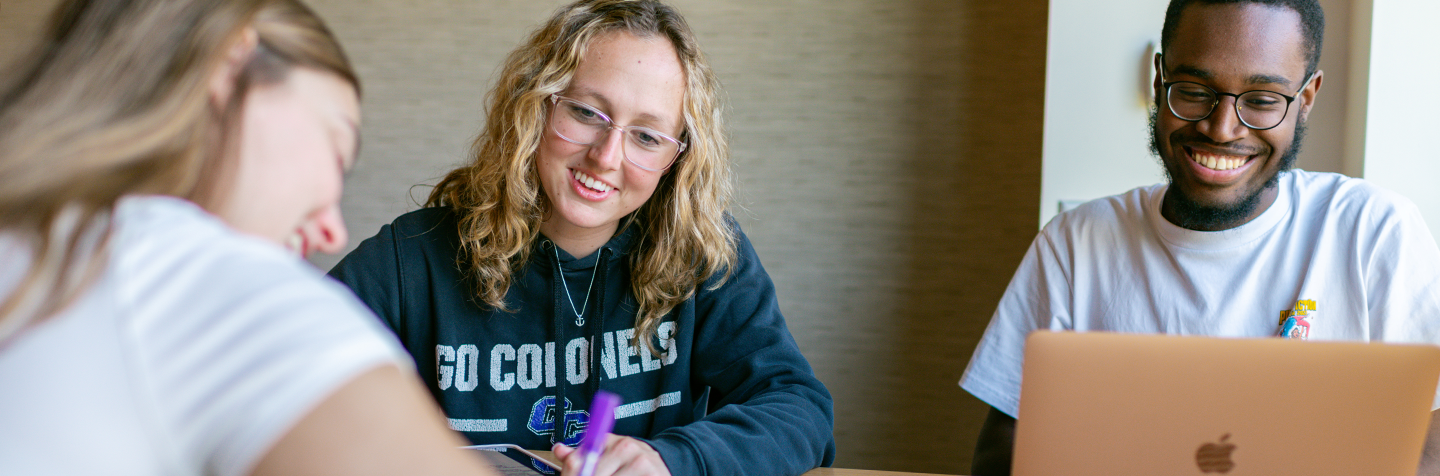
[329,0,834,474]
[0,0,498,474]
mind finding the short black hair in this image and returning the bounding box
[1161,0,1325,78]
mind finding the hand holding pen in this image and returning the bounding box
[577,391,619,476]
[552,391,672,476]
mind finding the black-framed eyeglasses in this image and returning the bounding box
[1158,53,1316,131]
[547,94,687,172]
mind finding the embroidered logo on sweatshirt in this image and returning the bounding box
[1276,299,1317,340]
[528,396,588,445]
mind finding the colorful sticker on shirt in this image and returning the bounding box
[1276,299,1317,340]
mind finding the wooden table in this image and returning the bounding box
[802,468,960,476]
[528,451,960,476]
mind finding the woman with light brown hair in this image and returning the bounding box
[0,1,496,474]
[329,1,835,475]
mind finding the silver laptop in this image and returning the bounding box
[1013,331,1440,475]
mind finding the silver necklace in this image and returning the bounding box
[553,245,599,327]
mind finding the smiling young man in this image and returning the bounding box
[958,1,1440,475]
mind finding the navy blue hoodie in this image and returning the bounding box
[328,207,835,475]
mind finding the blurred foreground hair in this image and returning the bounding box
[0,0,358,344]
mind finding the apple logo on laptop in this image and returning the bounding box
[1195,433,1236,473]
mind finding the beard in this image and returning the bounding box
[1148,107,1306,230]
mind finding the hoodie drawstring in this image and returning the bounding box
[588,251,609,407]
[548,242,609,448]
[545,240,564,448]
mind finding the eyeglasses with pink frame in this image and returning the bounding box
[548,93,687,172]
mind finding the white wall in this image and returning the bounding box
[1040,0,1353,227]
[1356,0,1440,231]
[1038,0,1167,227]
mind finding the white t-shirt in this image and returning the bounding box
[961,170,1440,417]
[0,196,410,476]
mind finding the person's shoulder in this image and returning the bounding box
[112,195,293,269]
[107,199,407,476]
[688,215,763,289]
[1287,170,1421,222]
[110,195,352,312]
[719,214,759,258]
[386,206,460,241]
[330,206,464,294]
[1042,183,1161,241]
[109,196,396,352]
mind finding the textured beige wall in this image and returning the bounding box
[0,1,1047,472]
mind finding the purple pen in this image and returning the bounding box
[577,391,621,476]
